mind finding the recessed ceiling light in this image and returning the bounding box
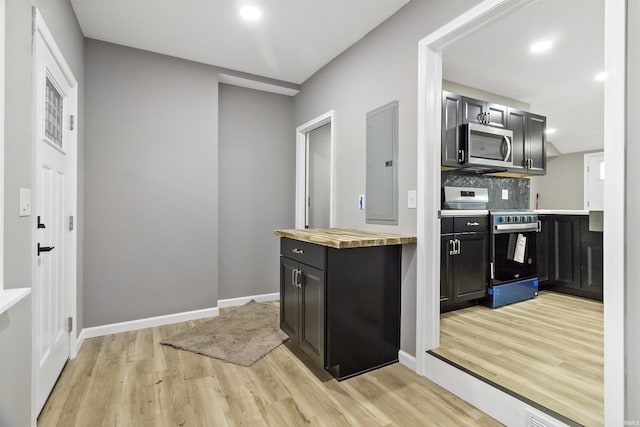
[530,40,553,53]
[595,72,607,81]
[240,6,261,21]
[545,128,557,135]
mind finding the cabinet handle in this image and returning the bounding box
[537,220,542,233]
[291,269,297,287]
[449,239,455,255]
[477,113,483,123]
[487,112,491,123]
[296,269,302,288]
[458,149,465,164]
[456,239,461,255]
[466,222,480,227]
[292,248,304,255]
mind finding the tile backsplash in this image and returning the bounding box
[442,171,530,210]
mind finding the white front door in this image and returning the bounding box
[33,13,78,414]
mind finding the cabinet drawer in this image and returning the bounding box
[454,216,489,233]
[281,238,326,270]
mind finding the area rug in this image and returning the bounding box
[160,300,288,367]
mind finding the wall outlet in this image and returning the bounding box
[408,190,417,209]
[502,189,509,200]
[19,188,32,217]
[358,194,365,210]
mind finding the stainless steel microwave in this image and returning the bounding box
[459,123,513,169]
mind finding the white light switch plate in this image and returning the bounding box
[502,189,509,200]
[408,190,417,209]
[19,188,32,217]
[358,194,365,210]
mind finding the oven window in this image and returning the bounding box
[492,232,537,284]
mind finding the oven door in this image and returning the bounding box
[491,230,537,286]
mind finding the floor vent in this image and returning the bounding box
[525,410,561,427]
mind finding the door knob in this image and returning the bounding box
[37,243,55,256]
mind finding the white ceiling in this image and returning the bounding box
[442,0,604,154]
[70,0,410,85]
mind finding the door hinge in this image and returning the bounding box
[69,215,74,231]
[70,115,75,131]
[68,317,73,333]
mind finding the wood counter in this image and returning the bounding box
[273,228,417,249]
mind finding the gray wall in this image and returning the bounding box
[529,151,600,210]
[0,296,32,427]
[627,0,639,420]
[5,0,85,327]
[218,84,295,300]
[83,40,219,327]
[293,0,482,356]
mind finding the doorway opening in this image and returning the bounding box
[295,111,335,229]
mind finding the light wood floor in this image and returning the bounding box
[38,312,501,427]
[434,291,603,427]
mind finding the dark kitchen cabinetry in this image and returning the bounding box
[537,215,603,300]
[441,90,546,175]
[507,108,546,175]
[461,96,508,128]
[440,216,489,312]
[279,237,401,380]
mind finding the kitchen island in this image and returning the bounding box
[274,228,416,380]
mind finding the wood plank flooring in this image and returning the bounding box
[433,291,604,427]
[38,309,501,427]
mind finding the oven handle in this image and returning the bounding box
[493,223,539,234]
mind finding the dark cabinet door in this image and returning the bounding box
[527,113,546,174]
[442,92,462,167]
[487,103,508,128]
[461,97,486,125]
[552,216,581,288]
[581,239,604,293]
[298,264,326,366]
[507,108,527,169]
[440,235,454,306]
[280,257,300,341]
[536,215,552,284]
[453,232,489,301]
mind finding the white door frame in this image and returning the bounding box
[295,110,336,229]
[416,0,625,425]
[31,8,78,421]
[0,0,5,291]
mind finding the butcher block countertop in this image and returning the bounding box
[274,228,417,249]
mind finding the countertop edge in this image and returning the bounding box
[0,288,31,316]
[274,229,417,249]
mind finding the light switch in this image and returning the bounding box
[502,189,509,200]
[358,194,365,210]
[408,190,417,209]
[19,188,32,217]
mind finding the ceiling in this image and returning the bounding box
[70,0,410,85]
[442,0,604,154]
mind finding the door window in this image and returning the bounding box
[45,76,64,148]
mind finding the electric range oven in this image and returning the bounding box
[489,210,540,308]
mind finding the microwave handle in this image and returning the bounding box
[502,135,512,162]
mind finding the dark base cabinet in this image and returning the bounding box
[279,238,401,380]
[440,216,489,312]
[537,215,603,301]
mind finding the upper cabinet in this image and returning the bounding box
[507,108,546,175]
[442,90,546,176]
[461,96,507,129]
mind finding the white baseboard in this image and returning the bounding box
[398,350,416,371]
[71,329,86,359]
[80,306,219,342]
[218,292,280,308]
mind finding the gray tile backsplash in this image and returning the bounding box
[442,171,530,210]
